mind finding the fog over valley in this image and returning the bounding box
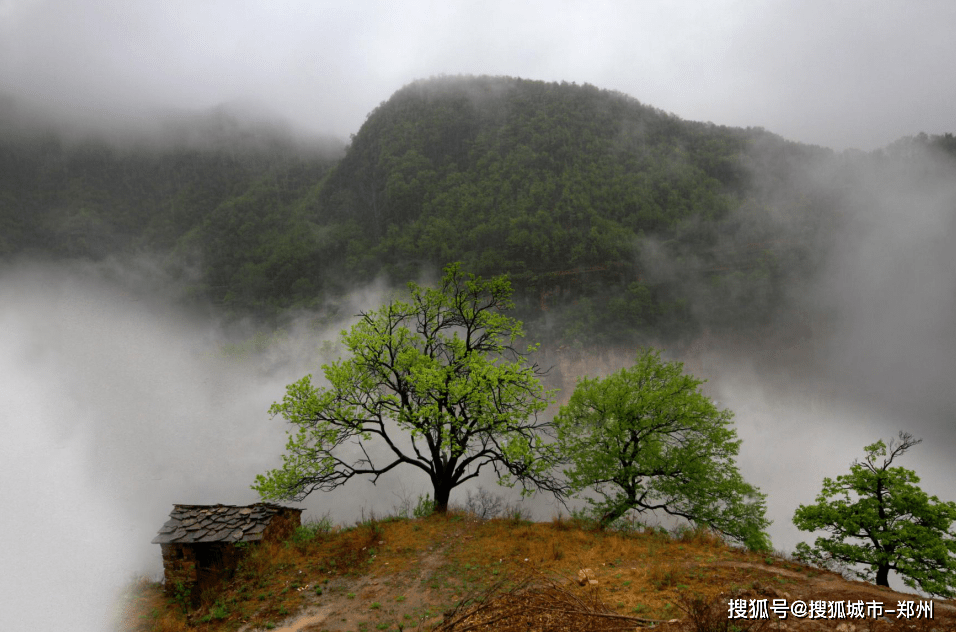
[1,2,955,630]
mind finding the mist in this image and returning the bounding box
[3,1,955,151]
[0,253,552,629]
[525,135,956,581]
[0,257,403,629]
[659,140,956,561]
[0,91,346,158]
[2,130,955,627]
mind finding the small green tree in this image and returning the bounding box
[554,348,771,550]
[253,263,564,513]
[793,432,956,597]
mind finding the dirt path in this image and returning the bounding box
[241,529,464,632]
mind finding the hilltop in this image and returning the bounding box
[116,508,955,632]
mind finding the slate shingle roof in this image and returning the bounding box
[151,503,301,544]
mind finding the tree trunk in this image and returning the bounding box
[599,495,634,529]
[599,505,628,529]
[875,565,891,588]
[433,481,452,515]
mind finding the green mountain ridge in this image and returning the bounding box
[2,75,953,346]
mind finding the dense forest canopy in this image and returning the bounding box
[2,75,954,347]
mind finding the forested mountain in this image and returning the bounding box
[2,76,954,346]
[311,76,837,344]
[0,100,344,318]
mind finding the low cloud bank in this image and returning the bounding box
[0,257,390,629]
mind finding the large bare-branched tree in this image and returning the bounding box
[253,263,564,513]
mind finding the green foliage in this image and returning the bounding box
[413,493,435,519]
[12,77,951,352]
[555,282,692,348]
[554,348,771,551]
[199,599,229,622]
[793,432,956,597]
[252,263,565,513]
[2,76,874,342]
[0,119,337,264]
[185,168,342,316]
[313,75,826,343]
[171,581,191,615]
[291,513,334,546]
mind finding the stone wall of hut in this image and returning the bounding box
[158,507,301,605]
[260,507,302,542]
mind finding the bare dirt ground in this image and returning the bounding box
[247,530,955,632]
[243,542,454,632]
[119,515,956,632]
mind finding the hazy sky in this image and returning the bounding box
[2,0,955,150]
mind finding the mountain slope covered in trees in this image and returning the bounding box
[2,76,954,345]
[310,76,837,344]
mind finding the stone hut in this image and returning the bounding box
[152,503,302,605]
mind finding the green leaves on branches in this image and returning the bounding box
[554,348,771,551]
[252,263,564,514]
[793,432,956,597]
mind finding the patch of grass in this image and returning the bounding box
[501,503,532,525]
[550,541,564,560]
[198,599,228,623]
[290,512,335,548]
[648,560,683,590]
[412,494,434,518]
